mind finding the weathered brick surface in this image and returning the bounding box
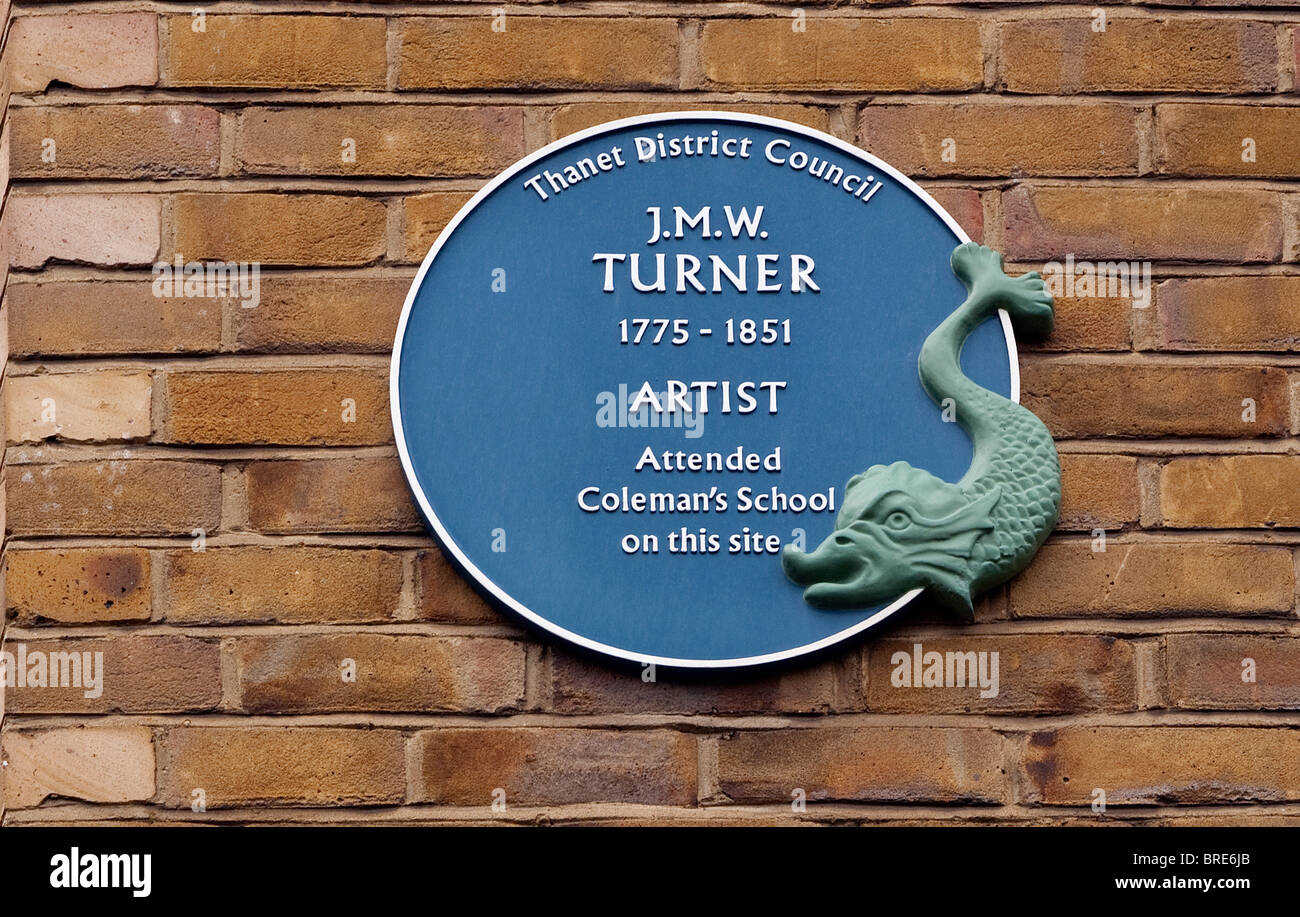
[1157,104,1300,178]
[1000,19,1277,94]
[1023,727,1300,804]
[6,371,152,443]
[2,727,154,808]
[1022,295,1132,352]
[8,193,160,268]
[551,102,829,140]
[173,193,386,266]
[1155,277,1300,351]
[6,281,223,356]
[5,635,221,714]
[402,192,475,262]
[717,727,1006,803]
[415,728,697,806]
[860,103,1141,177]
[161,368,391,446]
[1010,542,1295,617]
[166,15,387,89]
[8,14,157,92]
[1003,185,1283,262]
[416,548,500,625]
[1160,456,1300,528]
[236,634,526,713]
[163,547,401,625]
[399,17,679,90]
[6,548,152,624]
[6,461,221,536]
[245,457,422,533]
[1021,361,1290,438]
[700,19,983,91]
[10,105,220,179]
[1058,454,1140,530]
[1168,635,1300,710]
[159,727,406,807]
[865,635,1137,714]
[231,275,410,354]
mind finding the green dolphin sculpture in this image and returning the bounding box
[781,243,1060,620]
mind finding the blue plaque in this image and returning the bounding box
[392,113,1028,668]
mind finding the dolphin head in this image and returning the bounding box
[781,461,1000,619]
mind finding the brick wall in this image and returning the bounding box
[1,1,1298,825]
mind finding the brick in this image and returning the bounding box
[1003,185,1282,263]
[6,548,152,625]
[399,17,678,90]
[549,649,863,715]
[416,548,499,625]
[860,102,1141,177]
[238,106,524,177]
[166,15,386,89]
[164,547,401,625]
[717,727,1005,803]
[1161,456,1300,528]
[1000,19,1276,94]
[232,275,410,353]
[1024,726,1300,804]
[1169,635,1300,710]
[1155,277,1300,351]
[1,727,154,809]
[159,727,405,807]
[6,371,152,443]
[1020,293,1132,352]
[700,18,983,92]
[173,193,386,266]
[8,193,160,268]
[245,457,422,534]
[866,635,1136,714]
[414,728,696,806]
[7,460,221,537]
[551,102,830,140]
[162,369,390,446]
[8,14,158,92]
[11,105,219,179]
[236,634,526,713]
[5,635,221,713]
[1021,361,1289,438]
[6,280,223,356]
[402,192,474,262]
[922,187,983,242]
[1158,104,1300,178]
[1059,454,1139,530]
[1010,542,1295,617]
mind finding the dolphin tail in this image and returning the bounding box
[950,243,1055,337]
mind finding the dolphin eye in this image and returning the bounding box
[884,510,910,531]
[834,534,853,547]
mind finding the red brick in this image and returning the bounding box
[5,635,221,714]
[6,460,221,536]
[922,187,984,242]
[159,727,405,807]
[1010,542,1295,617]
[1003,185,1283,263]
[414,728,697,806]
[717,727,1006,803]
[235,634,526,713]
[1024,726,1300,804]
[1168,635,1300,710]
[866,635,1136,714]
[1021,360,1290,437]
[5,548,151,625]
[163,547,401,625]
[399,17,678,90]
[861,102,1141,177]
[245,457,422,534]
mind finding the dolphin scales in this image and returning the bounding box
[781,243,1061,620]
